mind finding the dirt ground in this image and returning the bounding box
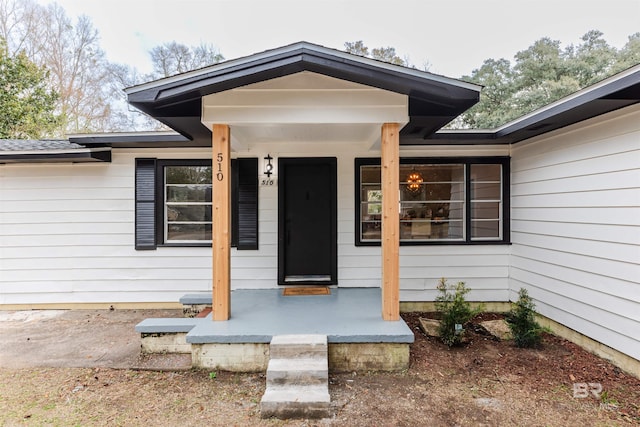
[0,309,189,369]
[0,310,639,426]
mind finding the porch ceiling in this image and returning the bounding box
[202,72,408,147]
[125,42,481,143]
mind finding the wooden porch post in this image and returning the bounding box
[212,124,231,321]
[381,123,400,321]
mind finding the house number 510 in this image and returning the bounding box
[216,153,224,181]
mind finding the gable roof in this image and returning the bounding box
[65,45,639,150]
[125,41,481,142]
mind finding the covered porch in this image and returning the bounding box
[128,42,481,372]
[125,42,480,324]
[136,288,414,371]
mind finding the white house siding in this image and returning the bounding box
[0,142,511,306]
[233,143,511,302]
[510,104,640,361]
[397,146,511,301]
[0,148,214,305]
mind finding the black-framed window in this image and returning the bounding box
[161,160,212,244]
[355,157,510,246]
[135,158,258,250]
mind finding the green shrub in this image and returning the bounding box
[506,288,543,348]
[434,278,482,347]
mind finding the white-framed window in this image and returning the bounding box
[470,164,503,240]
[355,157,509,245]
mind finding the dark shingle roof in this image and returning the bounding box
[0,139,111,163]
[0,139,83,151]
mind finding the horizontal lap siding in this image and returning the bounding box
[396,147,510,301]
[230,143,511,301]
[1,143,511,305]
[510,105,640,361]
[0,149,214,305]
[398,247,510,301]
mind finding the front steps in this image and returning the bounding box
[260,334,331,419]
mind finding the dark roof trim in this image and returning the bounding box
[69,132,193,148]
[126,42,481,141]
[420,64,640,146]
[0,147,111,164]
[493,64,640,143]
[127,42,479,102]
[403,130,499,146]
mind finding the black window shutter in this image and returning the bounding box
[135,158,157,250]
[234,158,259,250]
[231,159,238,247]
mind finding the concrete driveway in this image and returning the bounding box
[0,309,188,369]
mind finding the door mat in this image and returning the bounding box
[283,287,331,296]
[195,307,212,318]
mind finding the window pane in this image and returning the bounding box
[360,166,381,241]
[471,182,501,200]
[400,219,464,240]
[471,164,501,181]
[470,164,502,241]
[361,166,381,184]
[165,166,212,184]
[399,164,465,241]
[167,204,212,222]
[167,185,212,202]
[165,165,212,243]
[400,164,464,201]
[471,202,500,219]
[358,161,508,244]
[471,220,501,239]
[362,221,381,240]
[359,163,467,242]
[167,224,212,241]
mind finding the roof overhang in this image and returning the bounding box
[68,131,193,148]
[414,64,640,146]
[126,42,481,143]
[0,147,111,164]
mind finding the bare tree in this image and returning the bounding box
[150,41,224,78]
[107,62,167,131]
[0,0,124,134]
[0,0,46,57]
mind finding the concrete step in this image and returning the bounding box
[260,386,330,419]
[269,334,327,360]
[261,334,331,419]
[266,358,328,387]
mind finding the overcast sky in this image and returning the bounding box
[43,0,639,78]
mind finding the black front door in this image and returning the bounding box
[278,158,337,285]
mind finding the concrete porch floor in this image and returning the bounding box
[137,288,414,344]
[136,288,414,371]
